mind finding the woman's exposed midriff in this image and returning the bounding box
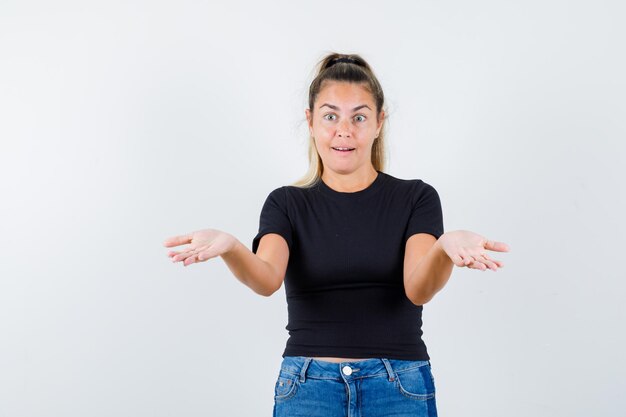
[311,357,372,363]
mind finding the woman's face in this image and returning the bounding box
[306,81,383,176]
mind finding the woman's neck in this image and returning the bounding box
[321,167,379,193]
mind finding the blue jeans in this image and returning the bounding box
[273,356,437,417]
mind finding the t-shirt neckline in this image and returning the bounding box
[316,170,386,200]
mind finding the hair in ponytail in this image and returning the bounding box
[291,52,388,188]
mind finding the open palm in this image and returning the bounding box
[438,230,510,271]
[163,228,237,266]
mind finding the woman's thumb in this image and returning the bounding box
[485,240,510,252]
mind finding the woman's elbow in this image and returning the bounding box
[406,290,435,306]
[255,280,283,297]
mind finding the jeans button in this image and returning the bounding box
[342,365,353,375]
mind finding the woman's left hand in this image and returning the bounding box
[437,230,510,271]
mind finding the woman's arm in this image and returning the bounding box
[165,229,289,297]
[221,234,289,297]
[404,234,454,305]
[404,230,509,305]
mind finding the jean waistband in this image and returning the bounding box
[279,356,431,383]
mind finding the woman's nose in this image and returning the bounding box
[337,119,352,137]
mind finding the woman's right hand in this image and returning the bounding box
[163,228,238,267]
[437,230,509,271]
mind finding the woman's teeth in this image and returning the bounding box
[332,147,355,152]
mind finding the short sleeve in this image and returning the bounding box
[403,181,444,242]
[252,186,294,254]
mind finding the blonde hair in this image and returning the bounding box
[291,52,388,188]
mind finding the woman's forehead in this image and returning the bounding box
[316,81,374,105]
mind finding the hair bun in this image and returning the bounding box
[333,57,358,64]
[327,56,363,68]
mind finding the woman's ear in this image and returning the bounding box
[305,108,313,134]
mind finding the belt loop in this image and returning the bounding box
[381,358,395,382]
[299,357,312,383]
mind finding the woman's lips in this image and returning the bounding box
[332,147,355,153]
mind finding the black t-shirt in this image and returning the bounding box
[252,170,444,360]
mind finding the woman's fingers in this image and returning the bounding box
[466,256,486,271]
[163,234,193,248]
[468,257,490,271]
[183,254,199,266]
[459,253,473,266]
[451,253,466,267]
[171,244,217,265]
[183,247,219,265]
[441,232,508,271]
[171,250,194,263]
[470,260,485,270]
[476,254,498,271]
[483,260,498,271]
[460,253,502,271]
[171,245,204,263]
[485,254,504,268]
[445,251,504,271]
[165,228,234,267]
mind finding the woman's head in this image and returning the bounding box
[292,53,388,187]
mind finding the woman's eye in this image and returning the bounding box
[322,114,365,122]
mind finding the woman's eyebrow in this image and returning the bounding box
[319,103,372,111]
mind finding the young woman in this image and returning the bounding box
[164,53,509,416]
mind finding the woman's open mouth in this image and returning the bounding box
[332,147,355,153]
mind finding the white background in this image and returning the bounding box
[1,1,624,416]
